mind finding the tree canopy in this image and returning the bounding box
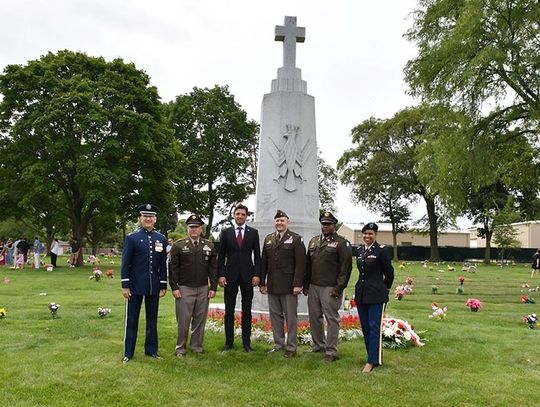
[338,104,468,261]
[166,85,259,237]
[0,50,180,255]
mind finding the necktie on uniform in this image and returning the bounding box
[193,240,198,248]
[236,227,243,248]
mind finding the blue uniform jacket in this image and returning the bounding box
[121,228,168,295]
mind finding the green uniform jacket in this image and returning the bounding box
[261,229,306,295]
[304,232,352,293]
[169,238,218,291]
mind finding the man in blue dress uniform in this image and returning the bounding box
[121,204,168,363]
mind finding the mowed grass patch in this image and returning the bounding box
[0,259,539,406]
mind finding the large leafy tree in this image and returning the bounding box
[338,105,467,261]
[405,0,540,203]
[0,50,180,261]
[405,0,540,124]
[166,85,259,237]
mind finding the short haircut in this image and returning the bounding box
[234,204,248,214]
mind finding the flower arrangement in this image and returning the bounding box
[87,255,100,265]
[0,307,6,318]
[465,298,482,312]
[431,285,438,294]
[97,307,112,318]
[89,268,103,282]
[405,276,414,286]
[523,313,538,329]
[521,283,530,288]
[395,285,407,300]
[382,317,425,348]
[105,269,114,278]
[428,302,447,320]
[350,295,356,308]
[206,309,364,345]
[520,295,536,304]
[447,265,455,271]
[398,263,406,270]
[48,302,60,318]
[44,263,54,271]
[458,276,465,285]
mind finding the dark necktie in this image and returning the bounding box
[193,240,198,248]
[236,227,243,248]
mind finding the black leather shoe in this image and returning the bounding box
[243,345,253,353]
[283,350,297,358]
[222,344,233,352]
[145,353,162,359]
[306,348,324,353]
[324,355,338,362]
[122,357,130,363]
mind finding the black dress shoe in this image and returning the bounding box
[324,355,338,362]
[306,348,324,353]
[122,357,130,363]
[222,344,234,352]
[243,345,254,353]
[145,353,162,359]
[283,350,297,358]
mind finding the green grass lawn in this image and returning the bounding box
[1,257,539,406]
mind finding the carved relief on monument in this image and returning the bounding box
[270,124,311,192]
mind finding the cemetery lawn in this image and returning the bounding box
[1,258,539,407]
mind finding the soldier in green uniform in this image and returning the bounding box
[169,214,218,357]
[304,211,352,362]
[260,210,306,358]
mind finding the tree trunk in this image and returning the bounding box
[391,229,398,261]
[483,222,493,264]
[425,196,440,262]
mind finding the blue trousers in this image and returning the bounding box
[356,302,386,365]
[123,294,160,358]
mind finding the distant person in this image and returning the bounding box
[17,238,30,264]
[304,211,352,362]
[5,238,15,266]
[69,237,80,267]
[531,249,540,279]
[260,210,306,358]
[0,240,5,266]
[121,204,168,363]
[169,214,217,357]
[218,203,261,352]
[33,237,44,269]
[354,222,394,373]
[50,239,61,268]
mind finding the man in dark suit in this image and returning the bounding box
[121,204,168,363]
[218,204,261,352]
[260,210,306,358]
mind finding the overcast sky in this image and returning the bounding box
[2,0,465,228]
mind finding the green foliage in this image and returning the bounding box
[405,0,540,210]
[0,50,181,250]
[317,152,338,212]
[166,85,259,237]
[338,105,466,261]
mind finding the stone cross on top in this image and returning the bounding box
[275,16,305,68]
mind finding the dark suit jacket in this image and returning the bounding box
[261,229,306,295]
[218,225,261,283]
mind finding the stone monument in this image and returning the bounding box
[253,16,320,243]
[248,16,321,318]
